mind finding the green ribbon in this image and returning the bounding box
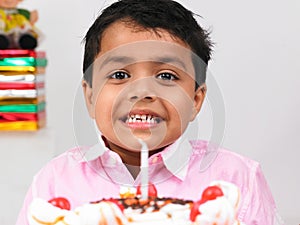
[0,102,45,112]
[0,57,47,67]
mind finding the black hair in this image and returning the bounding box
[83,0,213,88]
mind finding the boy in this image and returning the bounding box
[16,0,281,224]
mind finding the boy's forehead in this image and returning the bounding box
[101,55,187,70]
[94,40,199,75]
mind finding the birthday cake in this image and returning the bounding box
[28,180,245,225]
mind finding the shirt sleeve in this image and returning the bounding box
[241,163,284,225]
[15,162,55,225]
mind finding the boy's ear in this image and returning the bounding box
[82,80,95,118]
[190,83,207,121]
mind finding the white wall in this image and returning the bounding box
[0,0,299,224]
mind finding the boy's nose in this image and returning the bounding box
[130,94,156,102]
[127,78,158,102]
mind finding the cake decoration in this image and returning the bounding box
[27,180,245,225]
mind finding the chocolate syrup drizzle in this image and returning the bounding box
[92,197,193,213]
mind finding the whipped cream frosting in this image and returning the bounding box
[27,181,245,225]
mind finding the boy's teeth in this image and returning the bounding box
[127,114,157,123]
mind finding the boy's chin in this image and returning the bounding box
[115,134,166,152]
[111,123,169,151]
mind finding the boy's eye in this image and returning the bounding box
[109,71,130,79]
[156,72,178,81]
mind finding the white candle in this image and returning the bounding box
[138,139,149,199]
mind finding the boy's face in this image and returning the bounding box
[0,0,21,8]
[83,21,206,153]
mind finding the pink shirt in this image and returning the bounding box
[16,138,281,225]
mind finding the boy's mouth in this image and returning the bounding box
[126,114,162,124]
[119,113,164,128]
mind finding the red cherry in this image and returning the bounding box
[48,197,71,210]
[190,185,224,221]
[201,185,224,203]
[136,183,158,198]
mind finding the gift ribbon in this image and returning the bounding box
[0,82,44,90]
[0,120,46,131]
[0,57,47,67]
[0,66,46,73]
[0,50,46,58]
[0,88,45,98]
[0,96,45,104]
[0,102,45,112]
[0,111,45,122]
[0,74,44,82]
[0,67,46,75]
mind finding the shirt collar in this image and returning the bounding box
[81,137,108,162]
[80,135,194,181]
[155,136,193,181]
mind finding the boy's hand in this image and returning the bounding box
[30,10,38,25]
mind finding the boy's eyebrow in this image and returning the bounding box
[98,55,188,71]
[155,56,187,70]
[101,56,133,66]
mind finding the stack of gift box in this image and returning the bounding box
[0,49,47,131]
